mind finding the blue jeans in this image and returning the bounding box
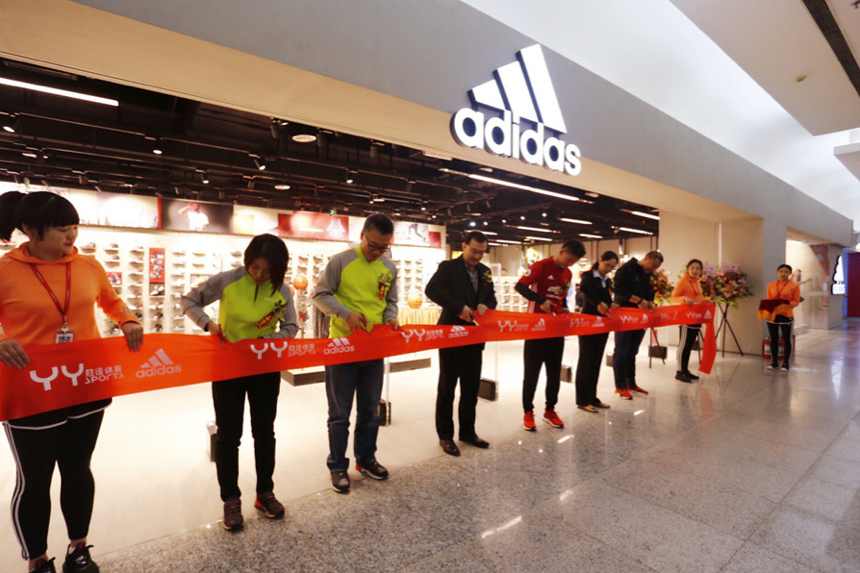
[325,359,384,471]
[613,329,646,390]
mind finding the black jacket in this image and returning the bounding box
[579,267,613,316]
[612,258,654,308]
[425,256,497,326]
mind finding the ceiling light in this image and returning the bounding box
[345,171,354,184]
[253,157,266,171]
[488,242,503,246]
[21,151,38,159]
[420,205,426,211]
[542,212,547,217]
[631,210,660,220]
[2,113,18,133]
[483,221,488,226]
[495,239,521,244]
[439,168,581,203]
[579,233,603,239]
[275,184,291,190]
[526,236,552,242]
[149,137,162,155]
[585,191,599,198]
[469,221,476,227]
[560,217,592,225]
[619,227,652,235]
[502,219,507,224]
[515,226,559,233]
[0,77,118,106]
[479,166,493,173]
[482,231,498,235]
[292,132,317,143]
[152,146,162,155]
[520,216,526,220]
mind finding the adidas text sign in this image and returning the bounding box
[136,349,182,378]
[451,45,581,177]
[324,338,355,355]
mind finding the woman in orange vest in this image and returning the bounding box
[765,264,801,371]
[671,259,705,383]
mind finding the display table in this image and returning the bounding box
[398,306,441,325]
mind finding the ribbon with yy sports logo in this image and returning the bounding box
[0,304,715,421]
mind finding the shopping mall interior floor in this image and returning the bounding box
[3,323,860,572]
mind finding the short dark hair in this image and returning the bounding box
[0,191,79,241]
[363,213,394,235]
[687,259,703,270]
[244,234,289,294]
[645,251,664,263]
[778,264,792,273]
[463,231,488,245]
[562,240,586,258]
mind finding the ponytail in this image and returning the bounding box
[0,191,26,241]
[0,191,79,241]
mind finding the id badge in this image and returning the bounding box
[56,326,75,344]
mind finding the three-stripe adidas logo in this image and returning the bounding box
[136,348,182,378]
[451,44,581,176]
[324,337,355,355]
[449,325,469,338]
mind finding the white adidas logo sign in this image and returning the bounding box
[451,44,581,176]
[324,337,355,355]
[136,348,181,378]
[449,325,469,338]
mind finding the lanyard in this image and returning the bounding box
[775,280,790,300]
[30,263,72,329]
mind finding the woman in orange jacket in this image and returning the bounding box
[670,259,705,383]
[765,264,801,371]
[0,192,143,573]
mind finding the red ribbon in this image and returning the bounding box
[0,304,716,421]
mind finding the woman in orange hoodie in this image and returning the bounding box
[0,192,143,573]
[765,264,801,371]
[671,259,705,383]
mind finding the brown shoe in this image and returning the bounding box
[254,491,285,519]
[577,404,598,413]
[222,497,244,531]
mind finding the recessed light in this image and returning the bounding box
[275,184,291,190]
[292,134,317,143]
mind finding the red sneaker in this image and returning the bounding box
[629,385,649,395]
[542,409,564,428]
[523,411,537,431]
[615,389,633,400]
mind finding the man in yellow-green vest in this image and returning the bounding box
[313,214,399,494]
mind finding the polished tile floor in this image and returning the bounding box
[3,324,860,572]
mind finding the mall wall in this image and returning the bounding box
[0,0,853,353]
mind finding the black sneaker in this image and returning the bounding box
[675,371,693,383]
[222,497,244,531]
[781,363,790,372]
[31,558,56,573]
[683,371,700,381]
[254,491,285,519]
[63,543,99,573]
[767,362,778,370]
[356,461,389,480]
[330,470,351,493]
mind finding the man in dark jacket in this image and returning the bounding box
[612,251,663,399]
[425,231,497,456]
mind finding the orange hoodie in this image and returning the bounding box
[0,244,138,346]
[671,274,704,305]
[766,279,800,319]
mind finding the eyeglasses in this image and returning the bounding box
[464,244,488,256]
[365,240,391,253]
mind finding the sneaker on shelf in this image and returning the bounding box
[172,325,186,332]
[129,259,144,266]
[174,261,186,267]
[30,557,57,573]
[172,303,182,311]
[150,287,165,296]
[128,271,143,277]
[222,497,243,531]
[172,250,186,255]
[130,246,144,253]
[254,491,285,519]
[542,408,564,428]
[81,242,96,251]
[523,411,537,431]
[171,293,183,299]
[63,542,98,573]
[230,261,243,268]
[330,470,350,493]
[629,385,648,395]
[615,389,633,400]
[172,282,186,288]
[151,312,163,319]
[104,255,121,263]
[356,460,389,480]
[149,303,163,310]
[231,251,242,257]
[152,324,163,332]
[171,272,185,277]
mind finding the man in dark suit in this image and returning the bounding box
[425,231,497,456]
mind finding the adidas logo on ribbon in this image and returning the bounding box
[531,318,547,332]
[449,325,469,338]
[451,44,581,176]
[136,348,182,378]
[324,337,355,355]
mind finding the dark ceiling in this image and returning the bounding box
[0,58,659,246]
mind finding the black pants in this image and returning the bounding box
[522,337,565,412]
[4,411,104,560]
[767,316,794,365]
[212,371,280,501]
[676,324,701,372]
[575,332,609,406]
[436,344,483,440]
[613,329,646,390]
